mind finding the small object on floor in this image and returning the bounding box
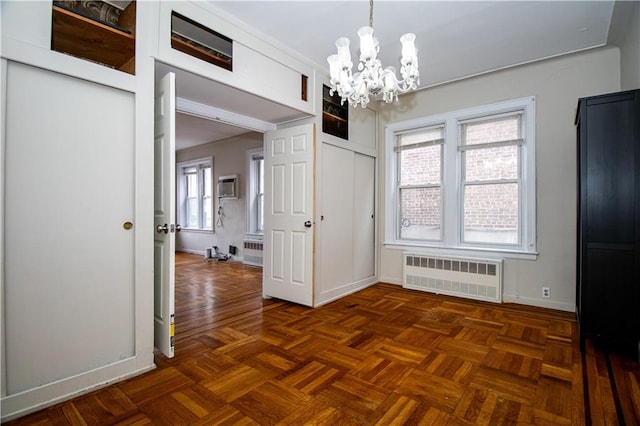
[204,246,231,262]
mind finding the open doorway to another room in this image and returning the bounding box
[153,61,308,357]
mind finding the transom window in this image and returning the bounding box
[385,97,536,256]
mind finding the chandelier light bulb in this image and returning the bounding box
[357,26,376,61]
[335,37,352,66]
[400,33,417,60]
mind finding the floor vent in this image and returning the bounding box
[243,239,263,267]
[403,253,502,303]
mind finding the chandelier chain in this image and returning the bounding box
[369,0,374,28]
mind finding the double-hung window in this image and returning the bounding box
[397,125,444,241]
[177,158,213,231]
[385,97,536,256]
[246,149,264,235]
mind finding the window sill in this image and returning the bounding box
[181,228,214,234]
[383,242,538,260]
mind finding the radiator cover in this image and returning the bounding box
[403,253,503,303]
[243,239,263,267]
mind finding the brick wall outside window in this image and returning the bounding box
[400,117,519,238]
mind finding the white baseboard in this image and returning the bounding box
[1,358,155,422]
[314,277,378,307]
[502,293,576,313]
[176,248,206,256]
[381,278,575,313]
[378,276,402,286]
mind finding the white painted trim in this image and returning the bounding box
[383,243,538,261]
[502,294,576,313]
[1,37,135,93]
[314,278,378,307]
[1,58,7,399]
[133,0,159,397]
[177,248,206,256]
[177,98,276,134]
[0,359,155,422]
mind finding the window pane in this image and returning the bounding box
[186,198,199,228]
[398,127,443,147]
[257,193,264,232]
[203,167,212,197]
[400,144,441,186]
[463,115,520,145]
[399,187,441,240]
[186,173,198,197]
[202,196,212,228]
[258,159,264,193]
[463,183,518,244]
[465,145,518,182]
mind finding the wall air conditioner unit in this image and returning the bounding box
[217,175,237,199]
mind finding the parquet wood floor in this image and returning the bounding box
[6,253,640,425]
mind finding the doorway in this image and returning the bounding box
[155,62,300,356]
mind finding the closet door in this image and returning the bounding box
[318,144,376,304]
[319,143,354,294]
[353,153,375,282]
[3,62,135,394]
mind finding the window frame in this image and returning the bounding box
[246,148,264,236]
[384,97,536,259]
[177,157,213,232]
[396,125,445,242]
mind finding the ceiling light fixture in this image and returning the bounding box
[327,0,419,108]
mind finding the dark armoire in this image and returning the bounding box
[576,89,640,360]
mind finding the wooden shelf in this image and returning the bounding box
[171,35,232,71]
[322,111,347,123]
[52,5,135,74]
[322,84,348,139]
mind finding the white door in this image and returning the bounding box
[353,153,376,281]
[154,72,176,358]
[263,123,315,306]
[320,143,354,292]
[3,62,135,393]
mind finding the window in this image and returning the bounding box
[385,97,536,256]
[246,149,264,235]
[177,158,213,231]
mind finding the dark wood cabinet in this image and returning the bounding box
[322,85,348,140]
[576,89,640,360]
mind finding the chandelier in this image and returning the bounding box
[327,0,420,108]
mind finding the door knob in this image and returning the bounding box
[304,221,312,228]
[156,224,169,234]
[175,224,182,232]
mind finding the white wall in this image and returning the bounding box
[377,47,621,312]
[618,1,640,91]
[175,132,263,259]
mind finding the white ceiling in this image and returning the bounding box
[211,1,615,88]
[169,1,620,150]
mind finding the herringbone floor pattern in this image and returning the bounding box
[7,253,640,425]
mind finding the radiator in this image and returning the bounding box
[403,253,502,303]
[243,239,263,267]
